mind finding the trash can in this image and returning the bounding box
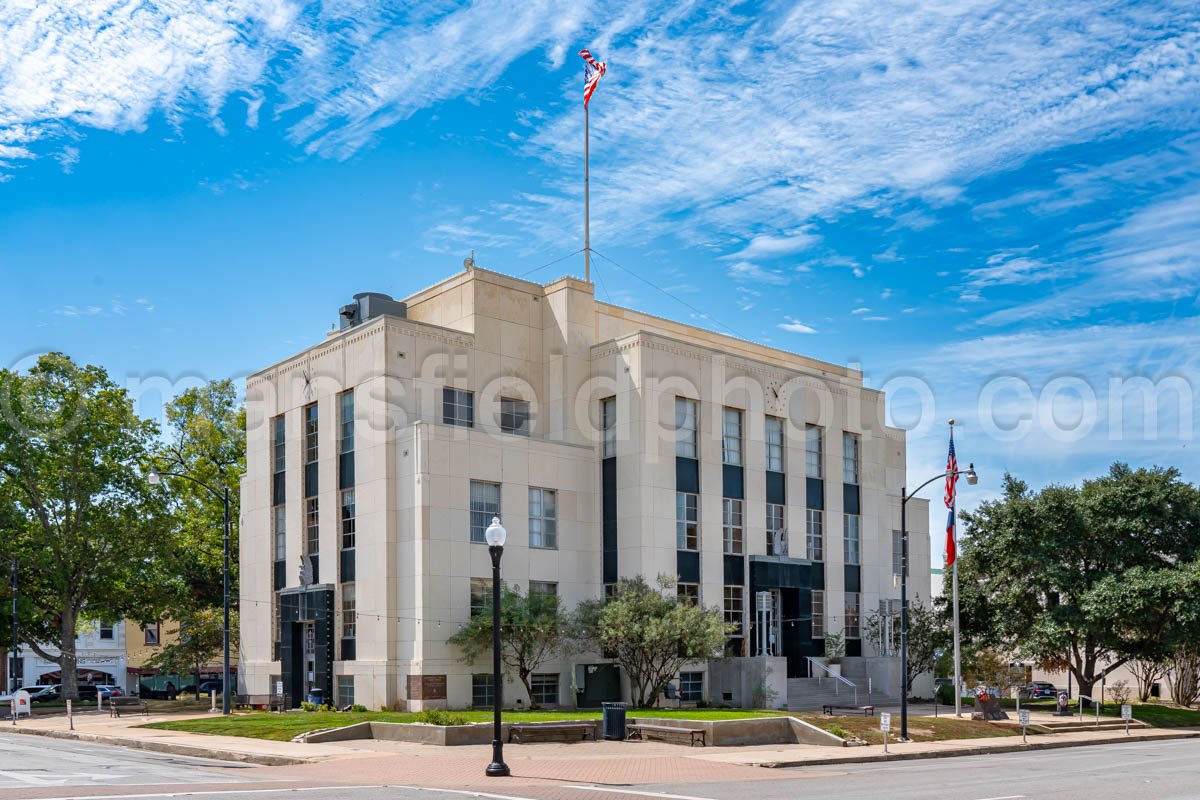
[307,688,323,706]
[602,702,627,740]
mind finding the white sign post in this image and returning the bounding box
[880,711,892,753]
[1018,709,1030,743]
[1121,704,1132,735]
[67,698,73,730]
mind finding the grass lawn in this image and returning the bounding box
[142,708,792,742]
[803,713,1016,745]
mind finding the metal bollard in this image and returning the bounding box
[209,689,218,713]
[68,699,74,730]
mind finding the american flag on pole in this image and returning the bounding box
[944,429,958,565]
[580,49,606,108]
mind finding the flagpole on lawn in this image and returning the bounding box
[584,101,590,284]
[950,420,963,717]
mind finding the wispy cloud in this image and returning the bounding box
[727,261,790,285]
[778,317,817,334]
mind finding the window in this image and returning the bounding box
[675,397,698,458]
[679,671,703,702]
[340,489,356,550]
[99,622,113,640]
[470,578,493,616]
[842,432,860,485]
[272,415,286,474]
[604,583,618,601]
[601,396,616,458]
[765,416,784,472]
[892,530,907,578]
[722,498,743,554]
[443,387,474,428]
[675,492,698,550]
[273,505,286,561]
[341,584,356,639]
[469,481,501,544]
[472,674,495,707]
[528,488,557,549]
[143,623,160,646]
[766,503,785,556]
[304,403,319,463]
[339,390,354,454]
[337,676,355,709]
[845,592,861,638]
[723,586,744,634]
[806,508,824,561]
[677,582,699,606]
[306,497,320,555]
[805,424,823,479]
[529,581,558,598]
[530,673,559,706]
[722,407,743,466]
[844,514,861,565]
[499,397,531,435]
[811,590,825,638]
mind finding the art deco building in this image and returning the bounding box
[240,266,929,709]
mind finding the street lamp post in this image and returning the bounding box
[148,467,233,715]
[483,516,510,778]
[9,558,17,693]
[899,462,976,741]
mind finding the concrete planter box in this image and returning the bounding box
[300,716,843,748]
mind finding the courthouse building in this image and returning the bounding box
[240,266,929,710]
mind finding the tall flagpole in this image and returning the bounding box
[584,103,590,283]
[951,421,963,717]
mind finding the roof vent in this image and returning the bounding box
[340,292,407,330]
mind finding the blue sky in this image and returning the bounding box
[1,1,1198,548]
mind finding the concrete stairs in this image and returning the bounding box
[1021,717,1149,734]
[786,676,895,712]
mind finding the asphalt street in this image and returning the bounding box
[0,732,1196,800]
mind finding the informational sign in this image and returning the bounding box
[12,690,31,718]
[275,680,284,697]
[1018,709,1030,727]
[880,712,891,732]
[1121,704,1132,720]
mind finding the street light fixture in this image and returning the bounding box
[899,462,976,741]
[483,516,510,778]
[147,466,233,715]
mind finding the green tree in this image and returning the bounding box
[145,609,234,700]
[156,380,246,615]
[0,353,168,700]
[576,576,731,708]
[448,584,569,708]
[957,465,1200,699]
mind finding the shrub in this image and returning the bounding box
[300,701,317,712]
[350,704,368,713]
[936,683,955,705]
[1108,680,1132,706]
[827,724,849,739]
[416,708,468,726]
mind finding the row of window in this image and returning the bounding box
[444,387,532,436]
[469,482,558,548]
[470,578,557,616]
[471,673,560,706]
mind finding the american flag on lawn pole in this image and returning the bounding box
[944,428,958,565]
[580,49,606,107]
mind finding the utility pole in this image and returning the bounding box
[9,558,17,693]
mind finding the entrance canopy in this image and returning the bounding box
[37,669,115,684]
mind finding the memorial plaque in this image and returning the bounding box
[407,674,448,700]
[970,690,1010,721]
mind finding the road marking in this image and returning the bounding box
[23,786,391,800]
[392,786,542,800]
[973,796,1025,800]
[565,787,717,800]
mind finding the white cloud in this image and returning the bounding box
[777,317,817,334]
[54,145,79,173]
[727,261,790,285]
[862,316,890,322]
[852,307,871,315]
[724,231,819,261]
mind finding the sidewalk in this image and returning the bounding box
[2,708,1196,779]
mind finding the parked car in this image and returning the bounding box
[93,684,124,699]
[1027,681,1059,700]
[199,680,223,694]
[28,685,61,702]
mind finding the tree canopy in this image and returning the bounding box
[956,464,1200,698]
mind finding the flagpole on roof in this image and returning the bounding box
[579,49,606,285]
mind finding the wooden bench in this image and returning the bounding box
[822,704,875,716]
[109,697,149,717]
[626,723,706,747]
[508,722,596,743]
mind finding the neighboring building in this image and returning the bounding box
[125,620,240,697]
[240,267,930,710]
[19,620,126,687]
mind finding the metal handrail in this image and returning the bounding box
[804,658,859,705]
[1078,694,1102,726]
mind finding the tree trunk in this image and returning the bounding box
[194,663,201,700]
[60,607,79,701]
[518,668,536,710]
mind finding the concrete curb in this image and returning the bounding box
[751,729,1200,768]
[0,725,312,767]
